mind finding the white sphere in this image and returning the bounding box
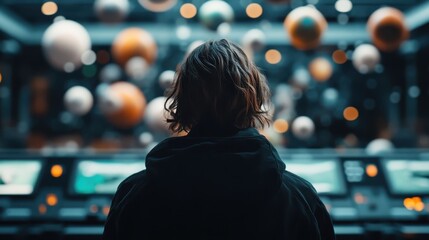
[366,138,394,155]
[125,57,150,81]
[94,0,129,23]
[199,0,234,31]
[352,44,381,74]
[100,64,122,83]
[139,131,154,147]
[274,84,294,112]
[96,84,123,114]
[159,70,175,90]
[64,86,93,115]
[292,116,315,139]
[145,97,170,132]
[42,20,91,71]
[242,29,266,52]
[138,0,177,12]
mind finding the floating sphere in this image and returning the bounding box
[139,131,154,147]
[291,67,311,88]
[367,7,408,52]
[99,82,146,128]
[99,63,122,83]
[242,29,266,52]
[199,0,234,31]
[366,138,394,155]
[322,88,339,108]
[292,116,315,139]
[112,28,157,67]
[284,6,327,50]
[352,44,381,74]
[124,57,150,81]
[309,57,333,82]
[145,96,171,133]
[42,20,91,71]
[138,0,177,12]
[64,86,93,116]
[274,84,294,113]
[159,70,175,90]
[94,0,129,23]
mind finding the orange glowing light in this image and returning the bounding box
[41,2,58,16]
[246,3,263,19]
[50,165,63,178]
[180,3,197,19]
[414,202,425,212]
[265,49,282,64]
[343,106,359,121]
[366,164,378,177]
[39,204,47,214]
[332,50,347,64]
[273,119,289,133]
[0,72,2,83]
[309,58,333,82]
[46,194,58,206]
[354,193,367,204]
[90,204,99,213]
[403,198,414,210]
[103,206,110,216]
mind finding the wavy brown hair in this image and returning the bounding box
[165,39,271,133]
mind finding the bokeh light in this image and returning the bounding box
[46,193,58,206]
[265,49,282,64]
[273,119,289,133]
[365,164,378,177]
[309,57,333,82]
[41,2,58,16]
[343,106,359,121]
[332,50,347,64]
[246,3,263,19]
[180,3,197,19]
[335,0,353,13]
[50,165,63,178]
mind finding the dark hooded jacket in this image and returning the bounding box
[103,126,335,240]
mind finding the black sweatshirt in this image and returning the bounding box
[103,127,335,240]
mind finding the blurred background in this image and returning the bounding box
[0,0,428,151]
[1,1,429,240]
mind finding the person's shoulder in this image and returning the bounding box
[111,169,147,208]
[282,170,319,204]
[118,169,147,191]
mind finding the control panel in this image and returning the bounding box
[0,150,428,240]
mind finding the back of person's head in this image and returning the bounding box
[166,39,271,133]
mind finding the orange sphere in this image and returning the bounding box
[309,57,333,82]
[100,82,146,128]
[367,7,409,52]
[284,6,327,50]
[112,28,157,66]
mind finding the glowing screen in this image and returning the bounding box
[73,160,145,194]
[383,160,429,195]
[285,160,346,194]
[0,160,42,195]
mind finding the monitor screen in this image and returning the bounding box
[285,160,346,195]
[0,160,42,195]
[73,160,145,194]
[383,160,429,195]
